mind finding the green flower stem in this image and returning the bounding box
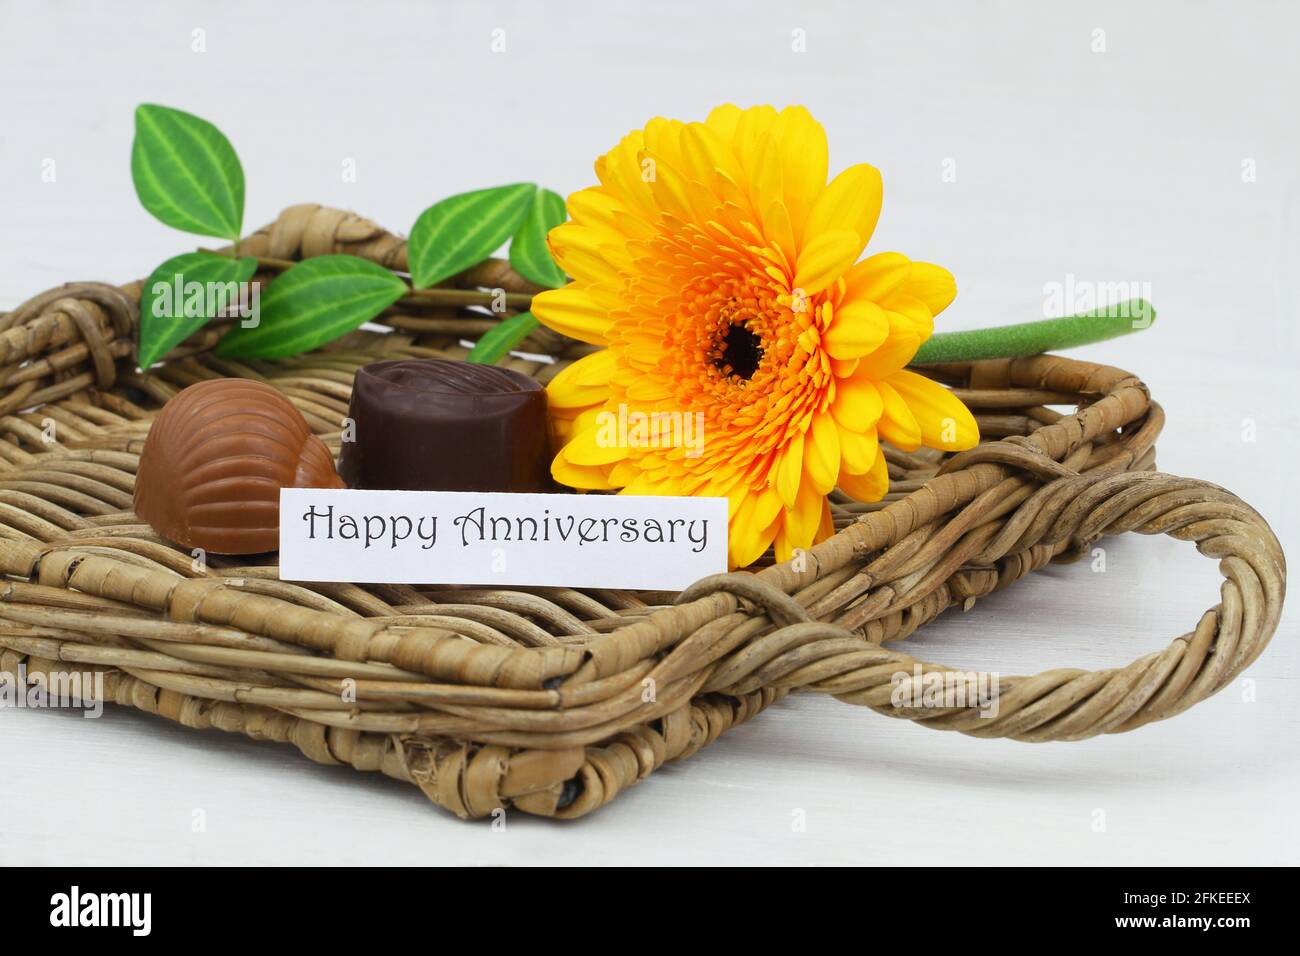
[913,299,1156,364]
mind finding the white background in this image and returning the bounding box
[1,0,1296,865]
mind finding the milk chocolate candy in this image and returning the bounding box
[134,379,344,555]
[338,358,553,493]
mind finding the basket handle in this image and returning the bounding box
[681,471,1285,741]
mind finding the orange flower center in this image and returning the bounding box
[629,258,830,475]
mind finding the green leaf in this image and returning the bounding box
[215,255,407,360]
[131,103,245,241]
[138,252,257,368]
[467,312,541,364]
[912,300,1156,364]
[408,183,537,289]
[509,188,567,288]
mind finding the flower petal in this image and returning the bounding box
[838,444,888,501]
[881,294,934,340]
[561,423,629,466]
[856,330,921,380]
[567,187,655,241]
[774,479,824,561]
[552,443,616,489]
[734,106,781,179]
[642,154,699,224]
[896,261,957,317]
[730,517,778,569]
[532,286,611,345]
[547,222,633,283]
[816,499,836,542]
[804,163,883,251]
[729,486,783,568]
[607,459,641,487]
[831,375,883,432]
[773,431,805,508]
[772,106,828,236]
[762,200,798,271]
[843,252,912,303]
[793,229,860,296]
[875,380,922,451]
[886,370,979,451]
[838,425,879,474]
[830,357,860,378]
[679,121,744,191]
[822,298,889,359]
[704,103,743,142]
[594,129,657,222]
[803,412,841,494]
[620,470,676,496]
[546,349,616,409]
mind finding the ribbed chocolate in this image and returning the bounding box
[133,379,344,555]
[338,358,553,493]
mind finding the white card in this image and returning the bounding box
[278,488,728,590]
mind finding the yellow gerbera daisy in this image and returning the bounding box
[534,104,979,568]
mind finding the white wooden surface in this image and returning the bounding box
[1,0,1296,866]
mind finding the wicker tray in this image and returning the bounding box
[0,205,1285,820]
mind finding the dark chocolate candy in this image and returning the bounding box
[338,358,554,493]
[134,378,344,555]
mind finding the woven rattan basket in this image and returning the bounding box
[0,205,1285,820]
